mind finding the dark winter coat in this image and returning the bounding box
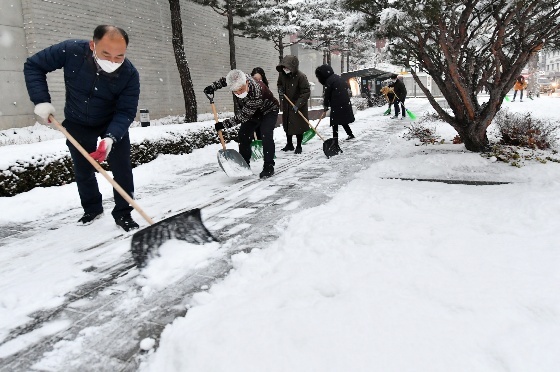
[276,55,311,135]
[23,40,140,142]
[210,76,279,128]
[389,78,407,102]
[315,64,355,126]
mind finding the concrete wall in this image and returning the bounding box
[0,0,36,128]
[1,0,302,130]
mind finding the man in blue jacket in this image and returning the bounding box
[23,25,140,231]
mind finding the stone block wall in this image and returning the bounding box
[0,0,290,130]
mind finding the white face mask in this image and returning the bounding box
[283,68,291,74]
[235,91,248,99]
[93,45,124,73]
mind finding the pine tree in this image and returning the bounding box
[344,0,560,151]
[192,0,258,70]
[234,0,307,63]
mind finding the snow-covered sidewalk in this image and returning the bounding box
[1,97,560,371]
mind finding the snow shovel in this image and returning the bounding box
[283,95,342,158]
[504,95,511,102]
[302,111,326,145]
[383,107,391,115]
[48,116,216,269]
[205,92,253,177]
[251,133,263,160]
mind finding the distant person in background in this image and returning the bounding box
[251,67,270,140]
[315,64,355,142]
[277,55,311,154]
[388,74,407,119]
[381,80,396,116]
[251,67,269,87]
[23,25,140,231]
[512,75,527,102]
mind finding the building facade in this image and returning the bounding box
[0,0,329,130]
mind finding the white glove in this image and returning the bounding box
[34,102,56,123]
[89,138,114,162]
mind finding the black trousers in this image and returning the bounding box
[237,110,278,166]
[63,120,134,219]
[332,119,353,139]
[394,97,406,117]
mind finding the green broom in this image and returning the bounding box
[405,108,417,120]
[302,111,326,145]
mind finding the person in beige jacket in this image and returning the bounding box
[276,55,311,154]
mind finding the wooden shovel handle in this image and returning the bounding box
[49,115,155,225]
[283,94,326,142]
[314,111,326,130]
[210,102,227,150]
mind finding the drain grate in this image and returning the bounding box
[383,177,511,186]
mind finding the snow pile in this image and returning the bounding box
[137,240,222,293]
[139,98,560,371]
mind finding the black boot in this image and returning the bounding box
[281,143,295,151]
[259,163,275,179]
[282,134,294,151]
[294,134,303,154]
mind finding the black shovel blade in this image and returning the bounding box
[131,208,217,268]
[323,138,343,158]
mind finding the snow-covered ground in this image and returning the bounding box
[1,96,560,371]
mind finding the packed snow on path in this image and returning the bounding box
[140,97,560,371]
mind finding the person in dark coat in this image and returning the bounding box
[314,64,355,141]
[388,74,407,119]
[204,69,279,179]
[276,55,311,154]
[250,67,269,140]
[23,25,140,231]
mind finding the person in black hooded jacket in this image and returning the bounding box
[388,74,407,119]
[314,64,355,141]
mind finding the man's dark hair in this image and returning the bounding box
[93,25,129,46]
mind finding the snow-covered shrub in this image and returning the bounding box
[417,112,442,124]
[402,123,442,145]
[482,145,560,168]
[350,97,368,111]
[494,111,558,150]
[0,127,238,197]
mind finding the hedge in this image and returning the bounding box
[0,126,238,197]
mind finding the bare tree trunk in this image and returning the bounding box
[528,52,539,97]
[278,35,284,63]
[169,0,197,123]
[226,1,236,70]
[341,50,344,73]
